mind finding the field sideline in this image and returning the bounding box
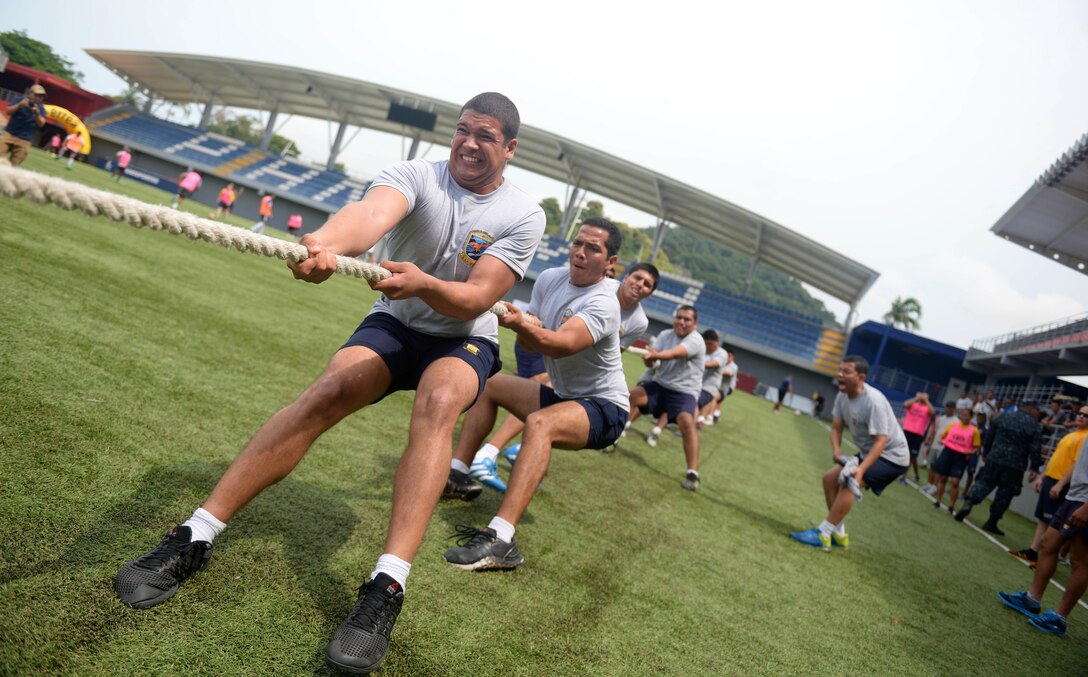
[2,150,1085,675]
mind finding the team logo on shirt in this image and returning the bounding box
[460,230,495,266]
[560,308,574,325]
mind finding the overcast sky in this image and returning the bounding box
[7,0,1088,353]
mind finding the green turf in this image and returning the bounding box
[2,149,1086,675]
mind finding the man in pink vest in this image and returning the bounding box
[172,169,202,209]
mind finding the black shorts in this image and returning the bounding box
[113,166,126,176]
[178,188,193,199]
[341,312,500,407]
[904,431,925,457]
[217,200,231,209]
[539,385,627,450]
[639,382,696,423]
[514,342,546,378]
[853,454,909,496]
[777,388,789,403]
[1050,500,1088,544]
[697,390,715,408]
[1035,476,1069,523]
[932,448,971,480]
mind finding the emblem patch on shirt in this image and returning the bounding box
[560,308,574,325]
[459,229,495,266]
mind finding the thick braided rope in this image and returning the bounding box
[0,166,508,315]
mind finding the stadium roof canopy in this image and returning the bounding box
[991,132,1088,276]
[86,49,879,307]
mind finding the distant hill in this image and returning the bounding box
[636,227,839,326]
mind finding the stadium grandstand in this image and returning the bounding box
[82,49,878,394]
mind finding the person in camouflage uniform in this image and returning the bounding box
[955,401,1043,535]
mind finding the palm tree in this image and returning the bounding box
[884,296,922,331]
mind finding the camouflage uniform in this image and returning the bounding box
[963,410,1043,524]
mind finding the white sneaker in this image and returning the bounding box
[646,430,659,447]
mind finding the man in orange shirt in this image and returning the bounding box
[1008,406,1088,563]
[251,193,274,233]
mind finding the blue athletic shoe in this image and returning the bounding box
[502,443,521,466]
[997,590,1040,618]
[470,457,506,492]
[1028,610,1068,637]
[790,528,830,551]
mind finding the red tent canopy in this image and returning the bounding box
[1,62,114,120]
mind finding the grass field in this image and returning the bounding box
[2,149,1086,675]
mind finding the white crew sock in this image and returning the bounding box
[818,520,836,537]
[183,507,226,544]
[488,516,515,543]
[370,553,411,589]
[834,521,846,536]
[650,426,662,436]
[451,458,470,474]
[474,444,500,464]
[697,415,706,424]
[624,420,631,430]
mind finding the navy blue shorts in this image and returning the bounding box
[932,449,971,480]
[341,312,500,407]
[515,342,546,378]
[904,431,925,457]
[853,454,909,496]
[1035,476,1068,522]
[1050,499,1088,543]
[177,188,193,199]
[539,385,628,449]
[698,390,715,408]
[639,382,697,423]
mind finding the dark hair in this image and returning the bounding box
[702,329,719,342]
[579,217,623,256]
[461,92,520,141]
[842,354,869,375]
[626,262,660,291]
[676,304,698,321]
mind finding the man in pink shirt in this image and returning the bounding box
[112,147,132,183]
[172,169,202,209]
[901,391,935,483]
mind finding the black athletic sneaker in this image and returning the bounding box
[442,469,483,501]
[114,525,213,609]
[953,501,974,522]
[681,470,700,491]
[325,573,404,674]
[981,520,1005,536]
[442,526,524,570]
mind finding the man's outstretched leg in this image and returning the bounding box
[114,346,392,609]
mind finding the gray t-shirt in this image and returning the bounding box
[832,383,910,466]
[1067,435,1088,502]
[527,267,630,411]
[367,159,545,340]
[650,329,706,396]
[603,279,649,349]
[724,361,739,391]
[701,347,729,395]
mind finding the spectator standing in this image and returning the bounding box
[252,193,274,233]
[997,433,1088,637]
[1008,408,1088,564]
[112,147,132,183]
[62,132,84,169]
[773,373,794,413]
[0,84,47,166]
[49,132,61,159]
[211,183,237,219]
[288,213,303,237]
[956,391,974,413]
[955,401,1044,535]
[172,169,202,209]
[931,408,982,513]
[901,392,935,483]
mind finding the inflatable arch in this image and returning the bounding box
[44,105,91,154]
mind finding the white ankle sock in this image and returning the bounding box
[650,426,662,436]
[488,516,515,543]
[183,507,226,544]
[370,553,411,589]
[834,522,846,536]
[818,520,835,537]
[475,444,500,464]
[451,458,470,474]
